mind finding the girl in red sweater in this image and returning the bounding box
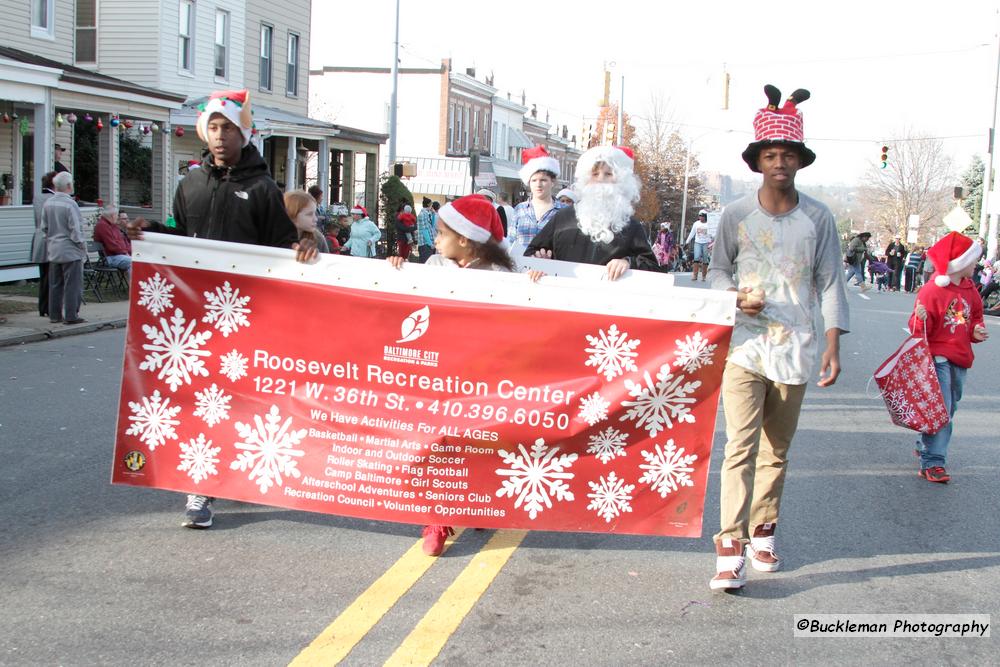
[909,232,989,483]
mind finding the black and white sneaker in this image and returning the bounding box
[183,495,214,529]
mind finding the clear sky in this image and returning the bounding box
[311,0,999,187]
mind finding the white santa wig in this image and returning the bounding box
[572,145,642,243]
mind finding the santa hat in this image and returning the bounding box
[927,232,981,287]
[741,85,816,173]
[196,89,254,147]
[187,160,201,170]
[437,194,504,244]
[519,145,560,184]
[556,187,577,202]
[351,205,367,217]
[575,145,635,181]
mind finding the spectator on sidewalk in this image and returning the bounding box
[845,231,874,289]
[42,171,88,325]
[885,235,907,291]
[556,188,577,206]
[396,204,417,259]
[343,205,381,257]
[93,206,133,277]
[903,246,924,292]
[707,85,848,592]
[31,171,57,318]
[416,197,437,263]
[125,88,316,530]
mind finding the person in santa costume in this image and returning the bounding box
[126,89,317,530]
[524,144,660,278]
[387,194,515,555]
[909,231,988,483]
[707,85,849,591]
[510,145,566,248]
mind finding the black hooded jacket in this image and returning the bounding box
[150,144,298,248]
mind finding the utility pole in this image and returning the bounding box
[387,0,400,166]
[617,76,624,145]
[983,11,1000,261]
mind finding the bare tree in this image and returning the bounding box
[860,129,954,247]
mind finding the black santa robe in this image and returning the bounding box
[523,207,661,272]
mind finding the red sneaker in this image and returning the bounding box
[421,525,455,556]
[709,538,746,591]
[748,522,781,572]
[919,467,950,483]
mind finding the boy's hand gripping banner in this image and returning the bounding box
[112,234,735,537]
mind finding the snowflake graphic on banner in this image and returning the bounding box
[587,426,628,464]
[584,324,640,381]
[136,272,175,316]
[621,364,702,437]
[496,438,578,519]
[139,309,213,392]
[125,390,181,450]
[231,405,307,494]
[177,433,221,483]
[883,388,916,425]
[193,383,232,427]
[219,350,249,382]
[673,331,718,373]
[203,281,252,337]
[578,391,611,426]
[587,471,635,523]
[638,440,698,498]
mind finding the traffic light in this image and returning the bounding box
[880,145,889,169]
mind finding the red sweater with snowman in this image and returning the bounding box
[908,277,984,368]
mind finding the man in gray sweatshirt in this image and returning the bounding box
[42,171,88,324]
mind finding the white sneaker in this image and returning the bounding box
[748,522,781,572]
[709,538,747,590]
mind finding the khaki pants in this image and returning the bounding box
[714,362,806,544]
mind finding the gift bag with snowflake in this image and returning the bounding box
[873,336,949,434]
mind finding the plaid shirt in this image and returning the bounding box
[511,199,566,247]
[416,207,436,246]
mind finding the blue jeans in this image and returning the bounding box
[844,263,865,285]
[692,242,709,263]
[917,360,966,469]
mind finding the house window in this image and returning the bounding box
[463,107,470,151]
[286,33,299,96]
[455,106,463,151]
[178,0,194,72]
[31,0,54,39]
[214,10,229,79]
[259,24,273,91]
[472,110,479,149]
[447,104,455,152]
[75,0,97,64]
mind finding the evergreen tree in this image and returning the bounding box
[960,154,984,224]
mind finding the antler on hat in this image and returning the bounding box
[196,89,254,147]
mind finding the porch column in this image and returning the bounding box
[285,136,297,191]
[32,93,53,200]
[341,150,354,206]
[98,119,120,207]
[317,138,330,203]
[365,152,378,219]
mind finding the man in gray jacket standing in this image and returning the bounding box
[42,171,88,324]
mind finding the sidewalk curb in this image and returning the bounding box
[0,318,128,348]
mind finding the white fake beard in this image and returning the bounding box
[574,181,636,244]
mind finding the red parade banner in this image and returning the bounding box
[112,234,735,537]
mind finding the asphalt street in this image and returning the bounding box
[1,284,997,666]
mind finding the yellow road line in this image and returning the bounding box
[384,530,528,667]
[289,529,465,667]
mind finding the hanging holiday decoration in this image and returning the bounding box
[84,113,93,122]
[174,126,185,137]
[124,119,134,129]
[56,112,65,127]
[150,122,160,132]
[141,124,150,135]
[110,115,121,128]
[19,117,29,136]
[2,113,9,123]
[11,111,19,120]
[96,117,104,132]
[66,112,78,124]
